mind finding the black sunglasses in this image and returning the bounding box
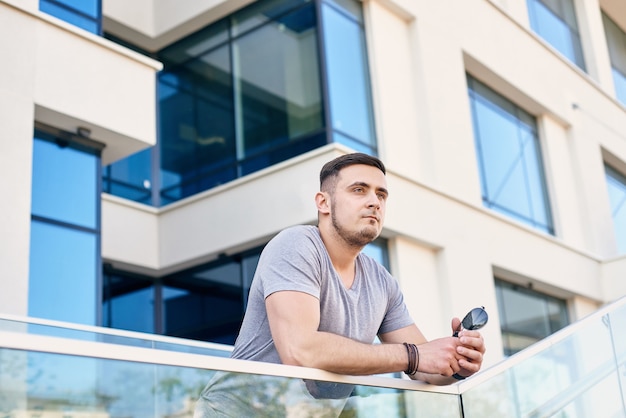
[453,306,488,337]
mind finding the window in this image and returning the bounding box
[103,238,389,344]
[527,0,585,70]
[602,13,626,106]
[496,279,569,356]
[605,165,626,254]
[30,128,103,324]
[467,75,554,234]
[40,0,102,34]
[103,0,377,206]
[322,0,376,153]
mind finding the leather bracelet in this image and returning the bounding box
[452,373,466,380]
[402,342,419,375]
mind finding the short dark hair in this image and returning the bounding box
[319,153,386,192]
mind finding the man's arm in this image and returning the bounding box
[266,290,470,378]
[379,321,485,385]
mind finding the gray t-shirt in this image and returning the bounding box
[231,225,414,363]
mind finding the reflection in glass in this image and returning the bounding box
[234,3,323,159]
[159,43,237,203]
[102,238,389,344]
[463,303,626,417]
[103,274,155,333]
[605,165,626,254]
[323,1,376,153]
[468,76,554,234]
[0,347,463,418]
[496,279,568,355]
[527,0,585,70]
[103,148,153,204]
[105,0,377,207]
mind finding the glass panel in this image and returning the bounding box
[32,137,98,229]
[231,0,310,37]
[158,20,229,66]
[163,260,247,345]
[362,238,389,269]
[496,279,568,356]
[468,76,553,234]
[0,316,232,357]
[614,68,626,106]
[233,3,323,159]
[0,348,461,418]
[103,274,155,333]
[604,12,626,105]
[29,221,97,325]
[528,0,585,70]
[159,44,238,202]
[323,2,376,148]
[40,0,100,34]
[103,148,153,204]
[50,0,99,17]
[333,130,375,155]
[106,0,376,206]
[602,13,626,76]
[463,308,626,417]
[325,0,363,22]
[605,165,626,254]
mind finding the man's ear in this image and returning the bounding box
[315,191,331,214]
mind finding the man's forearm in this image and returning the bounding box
[281,331,408,376]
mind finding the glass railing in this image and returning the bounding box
[459,296,626,417]
[1,296,626,417]
[0,314,460,417]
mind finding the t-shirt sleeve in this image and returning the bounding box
[378,268,414,334]
[256,226,323,300]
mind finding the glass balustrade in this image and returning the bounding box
[461,298,626,417]
[2,296,626,417]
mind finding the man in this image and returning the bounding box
[195,153,485,416]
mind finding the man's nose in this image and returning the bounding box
[367,193,381,208]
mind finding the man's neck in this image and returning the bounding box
[318,225,362,288]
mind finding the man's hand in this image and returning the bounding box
[450,317,485,378]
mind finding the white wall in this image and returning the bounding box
[96,0,626,365]
[0,1,160,315]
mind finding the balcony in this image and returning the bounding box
[1,296,625,417]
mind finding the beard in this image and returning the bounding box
[330,208,379,248]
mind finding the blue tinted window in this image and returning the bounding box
[527,0,585,70]
[40,0,101,34]
[105,0,376,207]
[103,275,155,333]
[30,133,100,325]
[29,221,98,324]
[32,138,98,229]
[614,69,626,106]
[104,238,388,344]
[103,148,153,204]
[362,238,390,270]
[468,76,553,234]
[233,3,323,161]
[605,165,626,254]
[322,1,376,153]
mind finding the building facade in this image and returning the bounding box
[2,0,626,373]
